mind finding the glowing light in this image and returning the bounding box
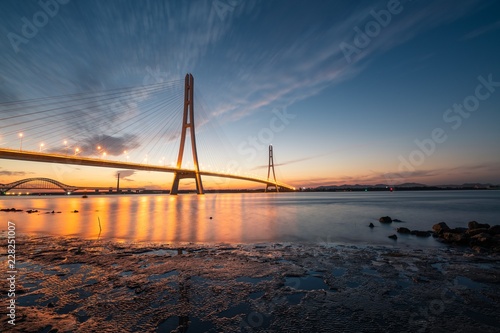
[18,132,23,151]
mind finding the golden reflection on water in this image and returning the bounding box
[1,194,292,243]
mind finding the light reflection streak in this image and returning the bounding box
[0,194,300,243]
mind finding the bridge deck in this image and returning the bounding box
[0,148,295,191]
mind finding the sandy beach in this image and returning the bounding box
[2,234,499,332]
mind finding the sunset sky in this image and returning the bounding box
[1,0,500,190]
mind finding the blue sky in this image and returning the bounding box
[1,0,499,189]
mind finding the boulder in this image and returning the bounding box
[472,246,489,254]
[397,227,411,234]
[432,222,450,234]
[411,230,431,237]
[489,225,500,235]
[468,221,491,230]
[379,216,392,223]
[466,228,489,237]
[441,232,469,245]
[471,232,492,244]
[369,223,374,228]
[448,227,467,234]
[388,234,397,240]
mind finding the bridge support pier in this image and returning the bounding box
[170,73,204,195]
[170,171,203,195]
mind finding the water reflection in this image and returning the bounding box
[2,191,498,246]
[2,194,298,243]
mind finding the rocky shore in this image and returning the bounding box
[377,216,500,253]
[1,234,499,332]
[431,221,500,253]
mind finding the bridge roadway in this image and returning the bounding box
[0,148,295,191]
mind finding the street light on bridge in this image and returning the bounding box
[74,147,80,155]
[64,140,69,155]
[18,133,23,151]
[39,142,45,152]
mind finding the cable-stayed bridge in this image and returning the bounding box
[0,74,294,194]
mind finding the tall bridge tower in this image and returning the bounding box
[265,145,279,192]
[170,73,204,195]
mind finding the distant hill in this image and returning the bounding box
[310,183,498,191]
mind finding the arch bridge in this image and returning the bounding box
[0,177,78,193]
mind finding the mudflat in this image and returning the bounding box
[2,234,500,332]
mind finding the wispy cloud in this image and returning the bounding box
[0,169,33,178]
[210,0,485,122]
[463,20,500,40]
[48,134,140,157]
[115,170,136,181]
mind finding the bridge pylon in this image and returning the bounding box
[170,73,204,195]
[265,145,279,192]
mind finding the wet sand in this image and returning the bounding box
[2,234,500,332]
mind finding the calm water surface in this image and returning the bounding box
[1,191,499,248]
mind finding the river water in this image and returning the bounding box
[1,191,499,248]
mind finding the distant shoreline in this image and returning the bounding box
[1,186,499,196]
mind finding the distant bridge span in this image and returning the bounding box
[0,148,295,191]
[0,177,78,192]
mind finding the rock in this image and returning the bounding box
[411,230,431,237]
[432,222,450,234]
[379,216,392,223]
[472,246,488,254]
[393,219,402,222]
[468,221,491,230]
[489,225,500,235]
[466,228,489,237]
[388,234,397,240]
[470,233,492,245]
[1,208,23,212]
[369,223,374,228]
[397,227,411,234]
[448,227,467,234]
[441,232,469,245]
